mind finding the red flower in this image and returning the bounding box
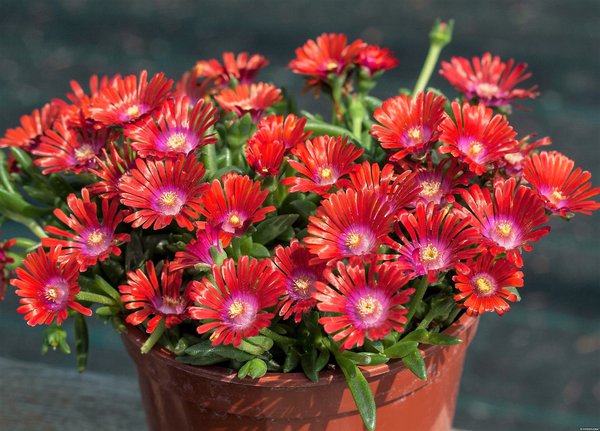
[119,261,190,333]
[174,69,213,106]
[273,239,327,322]
[438,102,518,175]
[282,135,363,196]
[315,262,414,350]
[357,45,399,76]
[33,119,108,174]
[0,100,65,150]
[65,74,120,126]
[501,135,552,177]
[42,189,130,271]
[305,188,395,262]
[88,142,136,200]
[198,173,275,247]
[372,91,446,161]
[119,155,207,230]
[195,52,269,86]
[440,53,539,107]
[523,151,600,216]
[453,254,523,316]
[289,33,366,89]
[409,157,472,206]
[89,71,173,127]
[0,239,16,301]
[244,137,285,176]
[341,161,421,215]
[11,246,92,326]
[458,178,550,267]
[248,114,311,152]
[172,224,222,271]
[215,83,282,121]
[125,96,218,158]
[393,203,482,282]
[188,256,284,347]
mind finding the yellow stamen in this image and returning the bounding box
[550,188,565,203]
[356,295,381,318]
[45,286,59,302]
[159,191,179,208]
[474,276,494,295]
[126,105,140,118]
[87,230,105,246]
[325,60,339,72]
[74,144,95,162]
[293,277,311,293]
[496,222,513,238]
[477,83,499,98]
[408,127,423,141]
[319,167,332,180]
[165,132,188,151]
[419,180,441,198]
[420,243,440,262]
[468,141,483,157]
[228,300,246,319]
[228,214,242,227]
[345,232,363,249]
[163,296,181,308]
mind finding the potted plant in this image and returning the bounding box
[1,20,598,431]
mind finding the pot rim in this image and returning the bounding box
[123,312,478,388]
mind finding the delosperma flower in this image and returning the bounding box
[409,157,472,206]
[523,151,600,216]
[453,253,524,316]
[87,142,136,200]
[0,239,16,301]
[194,52,269,86]
[458,178,550,267]
[119,261,190,333]
[248,114,311,152]
[12,246,92,326]
[119,155,207,231]
[0,100,65,150]
[215,82,282,121]
[440,53,539,107]
[356,45,399,76]
[315,261,414,350]
[42,189,130,272]
[172,224,222,271]
[188,256,284,347]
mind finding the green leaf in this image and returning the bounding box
[401,328,429,343]
[125,230,144,271]
[315,348,331,372]
[184,341,255,362]
[276,226,296,242]
[249,243,270,258]
[383,341,418,359]
[74,314,89,373]
[41,325,71,355]
[283,348,301,373]
[402,350,427,381]
[238,358,268,379]
[301,350,319,383]
[245,335,274,353]
[0,189,49,218]
[94,274,122,303]
[343,351,389,366]
[424,332,462,346]
[289,199,317,220]
[335,353,376,431]
[504,285,522,302]
[252,214,298,245]
[177,355,226,366]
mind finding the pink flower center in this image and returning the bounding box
[165,132,188,152]
[224,294,258,329]
[126,105,141,118]
[548,188,566,205]
[472,273,497,297]
[495,221,513,238]
[420,243,440,263]
[317,166,337,185]
[84,228,112,256]
[419,180,441,198]
[348,288,390,329]
[157,191,184,216]
[407,127,423,141]
[476,83,500,99]
[74,144,96,162]
[342,226,375,256]
[156,295,186,315]
[43,277,69,310]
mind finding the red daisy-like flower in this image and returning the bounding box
[172,224,222,271]
[33,119,108,174]
[282,135,363,196]
[65,74,120,126]
[188,256,284,347]
[245,137,285,177]
[174,69,213,106]
[0,239,16,301]
[372,91,447,161]
[341,161,421,215]
[125,96,218,158]
[249,114,311,152]
[273,239,327,322]
[315,261,414,350]
[438,102,518,175]
[356,45,399,76]
[458,178,550,267]
[119,155,207,231]
[195,52,269,86]
[42,189,130,272]
[440,53,540,107]
[11,246,92,326]
[198,173,275,247]
[453,254,523,316]
[89,71,173,127]
[305,188,395,262]
[288,33,366,89]
[0,100,65,150]
[408,157,472,206]
[119,261,190,333]
[393,202,482,282]
[88,142,136,200]
[523,151,600,216]
[214,83,282,121]
[500,135,551,177]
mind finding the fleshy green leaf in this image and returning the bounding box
[383,340,418,359]
[252,214,298,245]
[301,350,319,383]
[283,348,301,373]
[74,314,89,373]
[424,333,463,346]
[184,341,255,361]
[402,350,427,381]
[335,353,376,431]
[249,243,270,258]
[238,358,268,379]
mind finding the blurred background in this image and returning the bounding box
[0,1,598,430]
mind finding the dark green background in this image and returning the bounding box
[0,1,599,430]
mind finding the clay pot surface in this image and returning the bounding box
[122,313,479,431]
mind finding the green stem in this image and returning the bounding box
[0,151,15,193]
[259,327,295,346]
[75,291,115,306]
[140,320,166,354]
[22,218,47,239]
[412,19,454,97]
[202,143,218,179]
[404,276,429,330]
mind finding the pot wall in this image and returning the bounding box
[121,313,478,431]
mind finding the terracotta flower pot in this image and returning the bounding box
[122,313,478,431]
